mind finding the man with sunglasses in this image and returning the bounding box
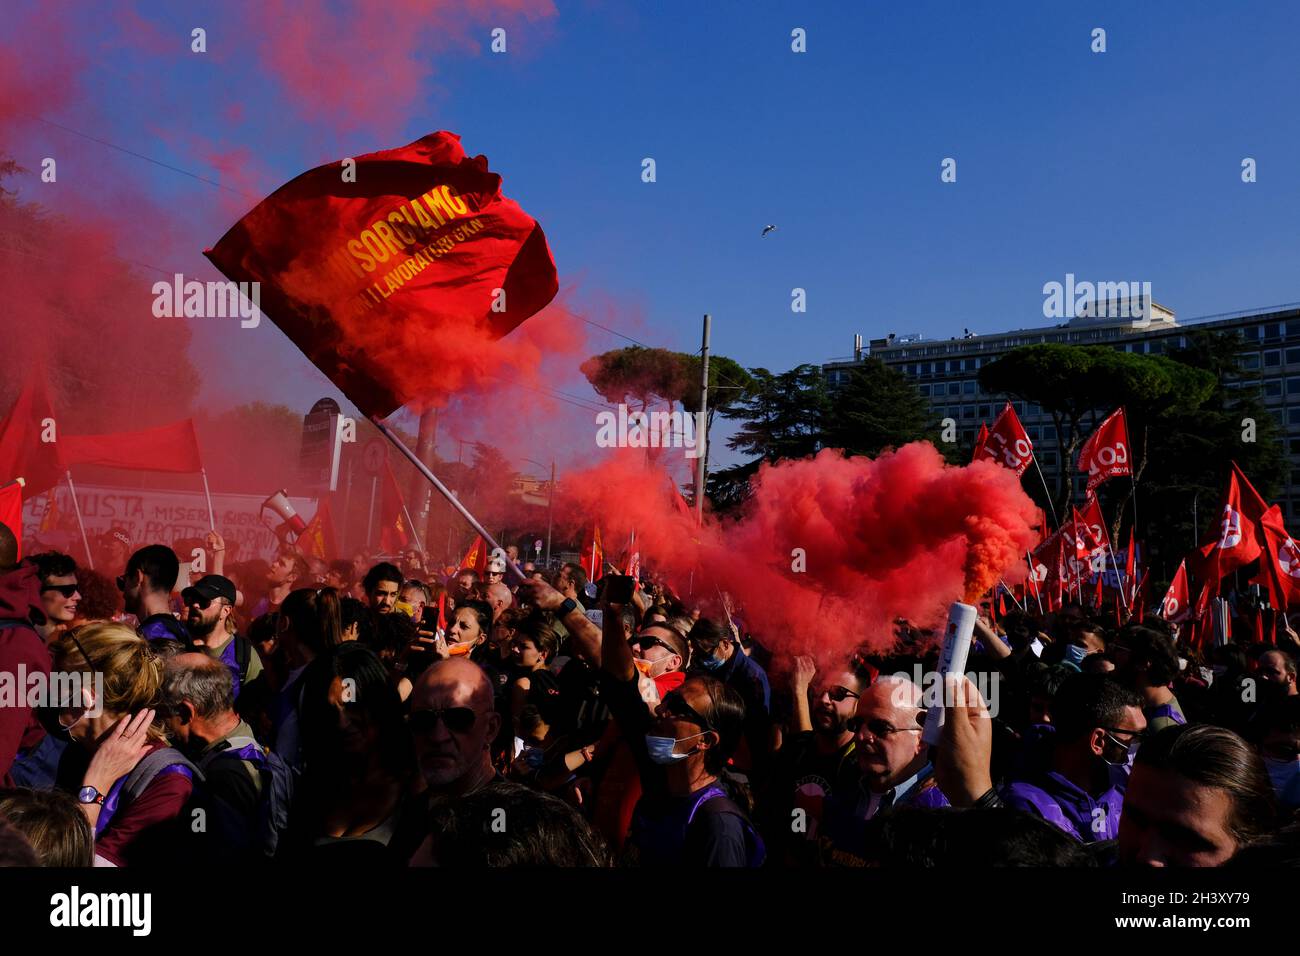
[407,657,503,800]
[31,551,80,641]
[765,655,869,864]
[182,574,263,701]
[1003,673,1146,843]
[0,524,53,787]
[821,676,947,865]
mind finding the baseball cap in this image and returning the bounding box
[182,574,237,606]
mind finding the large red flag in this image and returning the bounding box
[1077,498,1110,573]
[0,480,23,558]
[205,132,559,419]
[298,501,338,562]
[0,370,63,500]
[1201,462,1269,582]
[379,461,410,552]
[1158,560,1190,621]
[60,419,203,473]
[973,403,1033,476]
[1077,408,1132,494]
[580,525,604,582]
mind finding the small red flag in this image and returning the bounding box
[580,525,604,582]
[379,461,410,552]
[298,501,338,562]
[972,423,989,463]
[973,403,1033,476]
[460,536,487,573]
[0,369,63,500]
[1158,560,1190,622]
[1077,408,1132,494]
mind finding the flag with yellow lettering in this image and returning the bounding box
[205,132,559,419]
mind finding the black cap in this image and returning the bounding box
[182,574,236,606]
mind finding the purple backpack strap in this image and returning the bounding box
[1005,782,1081,839]
[1147,703,1186,726]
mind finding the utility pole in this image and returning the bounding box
[546,461,555,566]
[695,313,711,525]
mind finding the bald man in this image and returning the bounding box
[819,675,949,866]
[485,582,513,624]
[408,658,503,798]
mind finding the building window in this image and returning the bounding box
[1288,408,1300,427]
[1149,340,1165,354]
[1266,380,1283,398]
[948,382,960,396]
[978,404,991,419]
[1243,353,1261,370]
[918,384,930,397]
[1265,350,1282,368]
[1266,323,1282,341]
[1287,348,1300,365]
[963,380,976,395]
[1243,326,1261,341]
[1290,438,1300,455]
[962,405,976,419]
[1287,377,1300,396]
[1027,427,1040,441]
[1042,451,1057,467]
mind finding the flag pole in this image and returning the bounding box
[1031,455,1060,529]
[400,500,426,555]
[64,470,94,570]
[998,578,1025,613]
[199,467,217,532]
[1026,552,1044,614]
[371,417,528,583]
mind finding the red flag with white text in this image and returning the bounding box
[1158,560,1190,622]
[973,403,1033,477]
[1077,408,1132,494]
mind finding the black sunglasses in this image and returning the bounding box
[408,707,477,734]
[847,716,923,738]
[635,635,677,656]
[185,594,215,610]
[659,691,714,733]
[817,685,860,703]
[42,584,80,598]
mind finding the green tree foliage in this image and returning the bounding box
[979,344,1216,520]
[821,357,940,459]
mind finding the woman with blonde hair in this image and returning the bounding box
[50,622,200,867]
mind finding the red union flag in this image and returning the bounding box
[1158,560,1190,622]
[205,132,559,419]
[1077,408,1131,493]
[60,419,203,473]
[973,403,1033,477]
[1254,505,1300,611]
[0,370,63,500]
[580,525,604,582]
[1205,462,1268,580]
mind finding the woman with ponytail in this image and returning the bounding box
[271,587,345,769]
[50,622,200,866]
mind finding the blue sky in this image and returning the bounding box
[14,0,1300,466]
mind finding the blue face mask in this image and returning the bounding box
[696,651,725,671]
[645,732,705,765]
[1063,644,1089,668]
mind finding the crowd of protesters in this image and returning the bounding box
[0,520,1297,868]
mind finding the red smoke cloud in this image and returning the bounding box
[557,443,1040,667]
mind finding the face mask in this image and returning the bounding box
[447,640,474,657]
[696,652,725,672]
[633,658,655,677]
[1063,644,1088,668]
[1102,735,1139,768]
[645,732,705,765]
[1263,756,1300,807]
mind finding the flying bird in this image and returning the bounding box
[761,224,777,238]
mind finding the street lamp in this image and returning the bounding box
[520,458,555,567]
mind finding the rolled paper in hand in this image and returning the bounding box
[922,601,977,746]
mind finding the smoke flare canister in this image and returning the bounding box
[921,601,977,746]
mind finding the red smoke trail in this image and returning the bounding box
[557,443,1040,668]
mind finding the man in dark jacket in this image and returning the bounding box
[0,521,52,786]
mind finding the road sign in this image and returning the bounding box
[362,439,386,476]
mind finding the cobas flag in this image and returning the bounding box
[206,132,559,419]
[1077,408,1131,495]
[1158,560,1190,622]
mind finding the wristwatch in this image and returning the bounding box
[77,785,105,806]
[558,598,578,617]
